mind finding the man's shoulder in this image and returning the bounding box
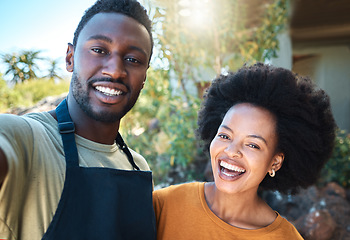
[24,112,58,131]
[0,111,58,141]
[24,111,53,123]
[0,113,32,132]
[128,148,151,171]
[0,113,25,122]
[0,112,50,125]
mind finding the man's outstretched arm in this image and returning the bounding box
[0,148,8,189]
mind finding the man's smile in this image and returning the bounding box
[95,86,124,96]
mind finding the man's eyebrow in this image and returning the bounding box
[88,34,113,43]
[129,46,147,58]
[87,35,148,57]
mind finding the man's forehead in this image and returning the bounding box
[79,12,149,42]
[76,12,152,57]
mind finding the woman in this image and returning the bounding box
[153,63,336,239]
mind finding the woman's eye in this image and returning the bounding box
[247,144,260,150]
[218,134,230,140]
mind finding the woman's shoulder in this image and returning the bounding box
[154,181,203,200]
[270,213,304,239]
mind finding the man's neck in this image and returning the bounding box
[49,95,120,145]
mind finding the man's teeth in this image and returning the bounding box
[220,161,246,173]
[95,86,123,96]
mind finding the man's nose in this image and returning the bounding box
[102,55,127,79]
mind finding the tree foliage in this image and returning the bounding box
[1,50,63,83]
[319,130,350,188]
[121,68,203,184]
[1,50,43,83]
[151,0,288,98]
[46,58,63,81]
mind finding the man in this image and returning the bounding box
[0,0,155,239]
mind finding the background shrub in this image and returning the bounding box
[319,129,350,188]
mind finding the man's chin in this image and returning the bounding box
[85,110,123,123]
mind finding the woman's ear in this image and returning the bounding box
[66,43,74,72]
[271,153,285,173]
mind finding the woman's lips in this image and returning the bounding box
[218,160,246,180]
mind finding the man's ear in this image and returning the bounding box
[66,43,74,72]
[141,74,147,89]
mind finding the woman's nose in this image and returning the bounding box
[224,142,242,158]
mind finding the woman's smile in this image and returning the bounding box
[218,160,246,180]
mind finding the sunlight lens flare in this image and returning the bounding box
[178,0,212,29]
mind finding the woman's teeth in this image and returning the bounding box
[220,161,246,173]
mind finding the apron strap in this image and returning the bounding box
[56,98,140,170]
[56,98,79,168]
[116,133,140,171]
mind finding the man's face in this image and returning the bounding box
[66,12,152,122]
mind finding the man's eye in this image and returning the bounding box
[126,57,140,63]
[92,48,107,54]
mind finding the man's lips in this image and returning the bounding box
[91,82,128,97]
[90,81,129,105]
[95,86,123,96]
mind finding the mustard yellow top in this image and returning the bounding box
[153,182,304,240]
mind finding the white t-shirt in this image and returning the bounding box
[0,112,150,240]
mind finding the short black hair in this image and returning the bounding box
[197,63,337,194]
[73,0,153,58]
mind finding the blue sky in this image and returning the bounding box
[0,0,101,78]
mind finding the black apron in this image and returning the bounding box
[42,99,156,240]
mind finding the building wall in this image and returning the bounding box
[293,45,350,132]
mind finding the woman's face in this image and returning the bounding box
[209,103,283,195]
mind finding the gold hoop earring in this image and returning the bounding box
[269,169,275,178]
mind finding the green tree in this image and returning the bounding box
[1,50,44,83]
[121,68,203,184]
[20,50,43,80]
[319,130,350,188]
[46,58,62,81]
[1,53,23,83]
[151,0,288,97]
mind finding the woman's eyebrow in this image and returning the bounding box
[219,125,268,145]
[219,125,233,133]
[247,134,268,145]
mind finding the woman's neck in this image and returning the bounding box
[204,182,277,229]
